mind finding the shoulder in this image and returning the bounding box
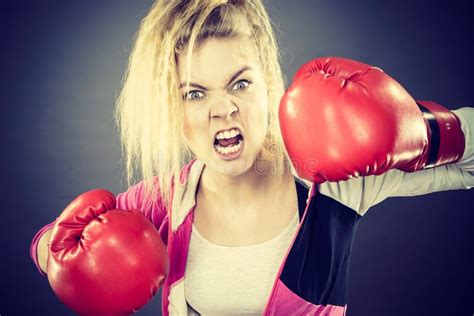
[115,160,202,226]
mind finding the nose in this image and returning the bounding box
[209,95,238,120]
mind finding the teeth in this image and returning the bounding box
[216,128,241,140]
[215,139,243,155]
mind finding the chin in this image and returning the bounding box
[207,155,256,177]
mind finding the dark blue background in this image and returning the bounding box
[1,1,473,315]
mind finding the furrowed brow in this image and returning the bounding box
[225,66,252,87]
[179,82,207,90]
[179,66,252,90]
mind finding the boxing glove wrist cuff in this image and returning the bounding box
[416,100,465,168]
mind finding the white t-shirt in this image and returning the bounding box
[185,210,299,315]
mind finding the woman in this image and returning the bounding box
[31,1,473,315]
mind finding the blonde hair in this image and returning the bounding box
[115,0,289,209]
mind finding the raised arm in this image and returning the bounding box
[317,107,473,215]
[280,57,466,184]
[278,57,472,215]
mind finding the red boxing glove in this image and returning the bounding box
[47,189,168,316]
[279,57,465,183]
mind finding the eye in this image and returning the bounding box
[231,79,251,91]
[184,90,204,101]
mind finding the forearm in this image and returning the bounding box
[452,107,474,171]
[30,222,55,276]
[37,228,52,274]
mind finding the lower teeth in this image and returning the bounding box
[215,140,243,155]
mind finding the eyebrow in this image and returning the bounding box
[179,66,252,90]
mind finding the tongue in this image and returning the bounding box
[218,136,240,147]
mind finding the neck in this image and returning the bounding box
[199,160,290,214]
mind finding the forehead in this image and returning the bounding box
[177,36,261,82]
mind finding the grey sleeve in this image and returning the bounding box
[317,107,474,216]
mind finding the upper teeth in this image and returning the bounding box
[216,128,240,140]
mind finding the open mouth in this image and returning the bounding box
[213,128,245,159]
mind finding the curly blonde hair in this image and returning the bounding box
[114,0,288,208]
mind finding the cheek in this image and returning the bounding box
[242,92,269,143]
[252,90,269,127]
[183,106,207,146]
[183,111,192,141]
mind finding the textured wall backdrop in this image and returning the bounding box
[1,1,472,315]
